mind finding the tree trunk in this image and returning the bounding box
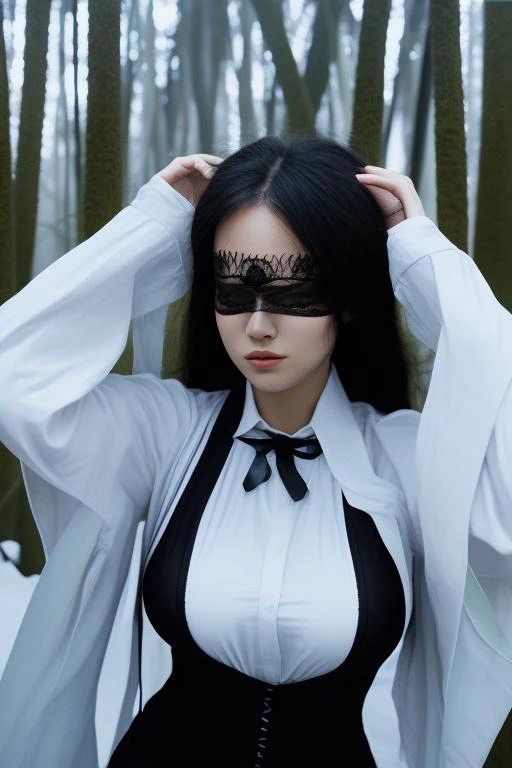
[0,0,21,547]
[409,26,432,187]
[190,0,229,153]
[350,0,391,165]
[165,38,179,159]
[473,0,512,313]
[58,0,71,252]
[177,0,192,156]
[13,0,52,290]
[83,0,131,376]
[335,1,356,140]
[0,1,14,307]
[303,0,343,118]
[154,88,169,171]
[72,0,82,239]
[237,0,258,143]
[82,0,123,239]
[251,0,315,136]
[121,0,139,203]
[429,0,468,251]
[141,0,156,183]
[5,0,51,574]
[382,0,428,171]
[265,71,277,136]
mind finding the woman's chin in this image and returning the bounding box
[244,369,302,395]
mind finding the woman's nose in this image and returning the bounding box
[245,310,277,339]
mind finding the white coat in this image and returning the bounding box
[0,174,511,767]
[0,543,38,678]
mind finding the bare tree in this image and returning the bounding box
[350,0,391,165]
[430,0,468,251]
[121,0,139,202]
[0,1,14,305]
[334,1,357,141]
[72,0,82,236]
[383,0,429,175]
[172,0,196,157]
[190,0,229,153]
[409,27,432,187]
[236,0,258,143]
[141,0,157,181]
[303,0,344,118]
[0,0,22,546]
[83,0,132,376]
[265,72,278,135]
[13,0,53,290]
[57,0,72,252]
[6,0,54,574]
[82,0,123,240]
[165,7,185,159]
[473,0,512,314]
[251,0,315,135]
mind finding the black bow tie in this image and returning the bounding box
[236,430,323,502]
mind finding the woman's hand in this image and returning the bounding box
[355,165,425,229]
[158,153,224,206]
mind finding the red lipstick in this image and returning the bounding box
[244,351,285,369]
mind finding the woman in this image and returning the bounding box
[0,135,511,767]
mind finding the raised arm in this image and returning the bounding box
[0,154,222,522]
[358,166,512,678]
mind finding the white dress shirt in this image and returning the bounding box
[185,370,360,685]
[1,173,512,768]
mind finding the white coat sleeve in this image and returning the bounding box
[386,216,512,579]
[0,173,196,527]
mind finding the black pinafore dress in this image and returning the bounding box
[108,384,406,767]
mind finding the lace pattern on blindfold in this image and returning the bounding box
[213,249,319,284]
[213,249,332,317]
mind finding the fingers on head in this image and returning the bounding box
[197,153,224,164]
[193,154,222,175]
[176,155,215,177]
[196,153,224,174]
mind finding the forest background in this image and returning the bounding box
[0,0,511,761]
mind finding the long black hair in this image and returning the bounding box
[184,134,415,414]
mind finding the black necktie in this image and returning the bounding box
[236,430,323,502]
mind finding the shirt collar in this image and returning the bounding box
[233,364,404,513]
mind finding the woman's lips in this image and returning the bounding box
[246,357,284,369]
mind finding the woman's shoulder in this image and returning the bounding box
[107,371,228,409]
[104,371,230,445]
[161,378,230,420]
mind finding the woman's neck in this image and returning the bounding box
[251,360,331,434]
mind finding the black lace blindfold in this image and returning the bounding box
[213,250,332,317]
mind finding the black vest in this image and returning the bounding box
[108,384,406,767]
